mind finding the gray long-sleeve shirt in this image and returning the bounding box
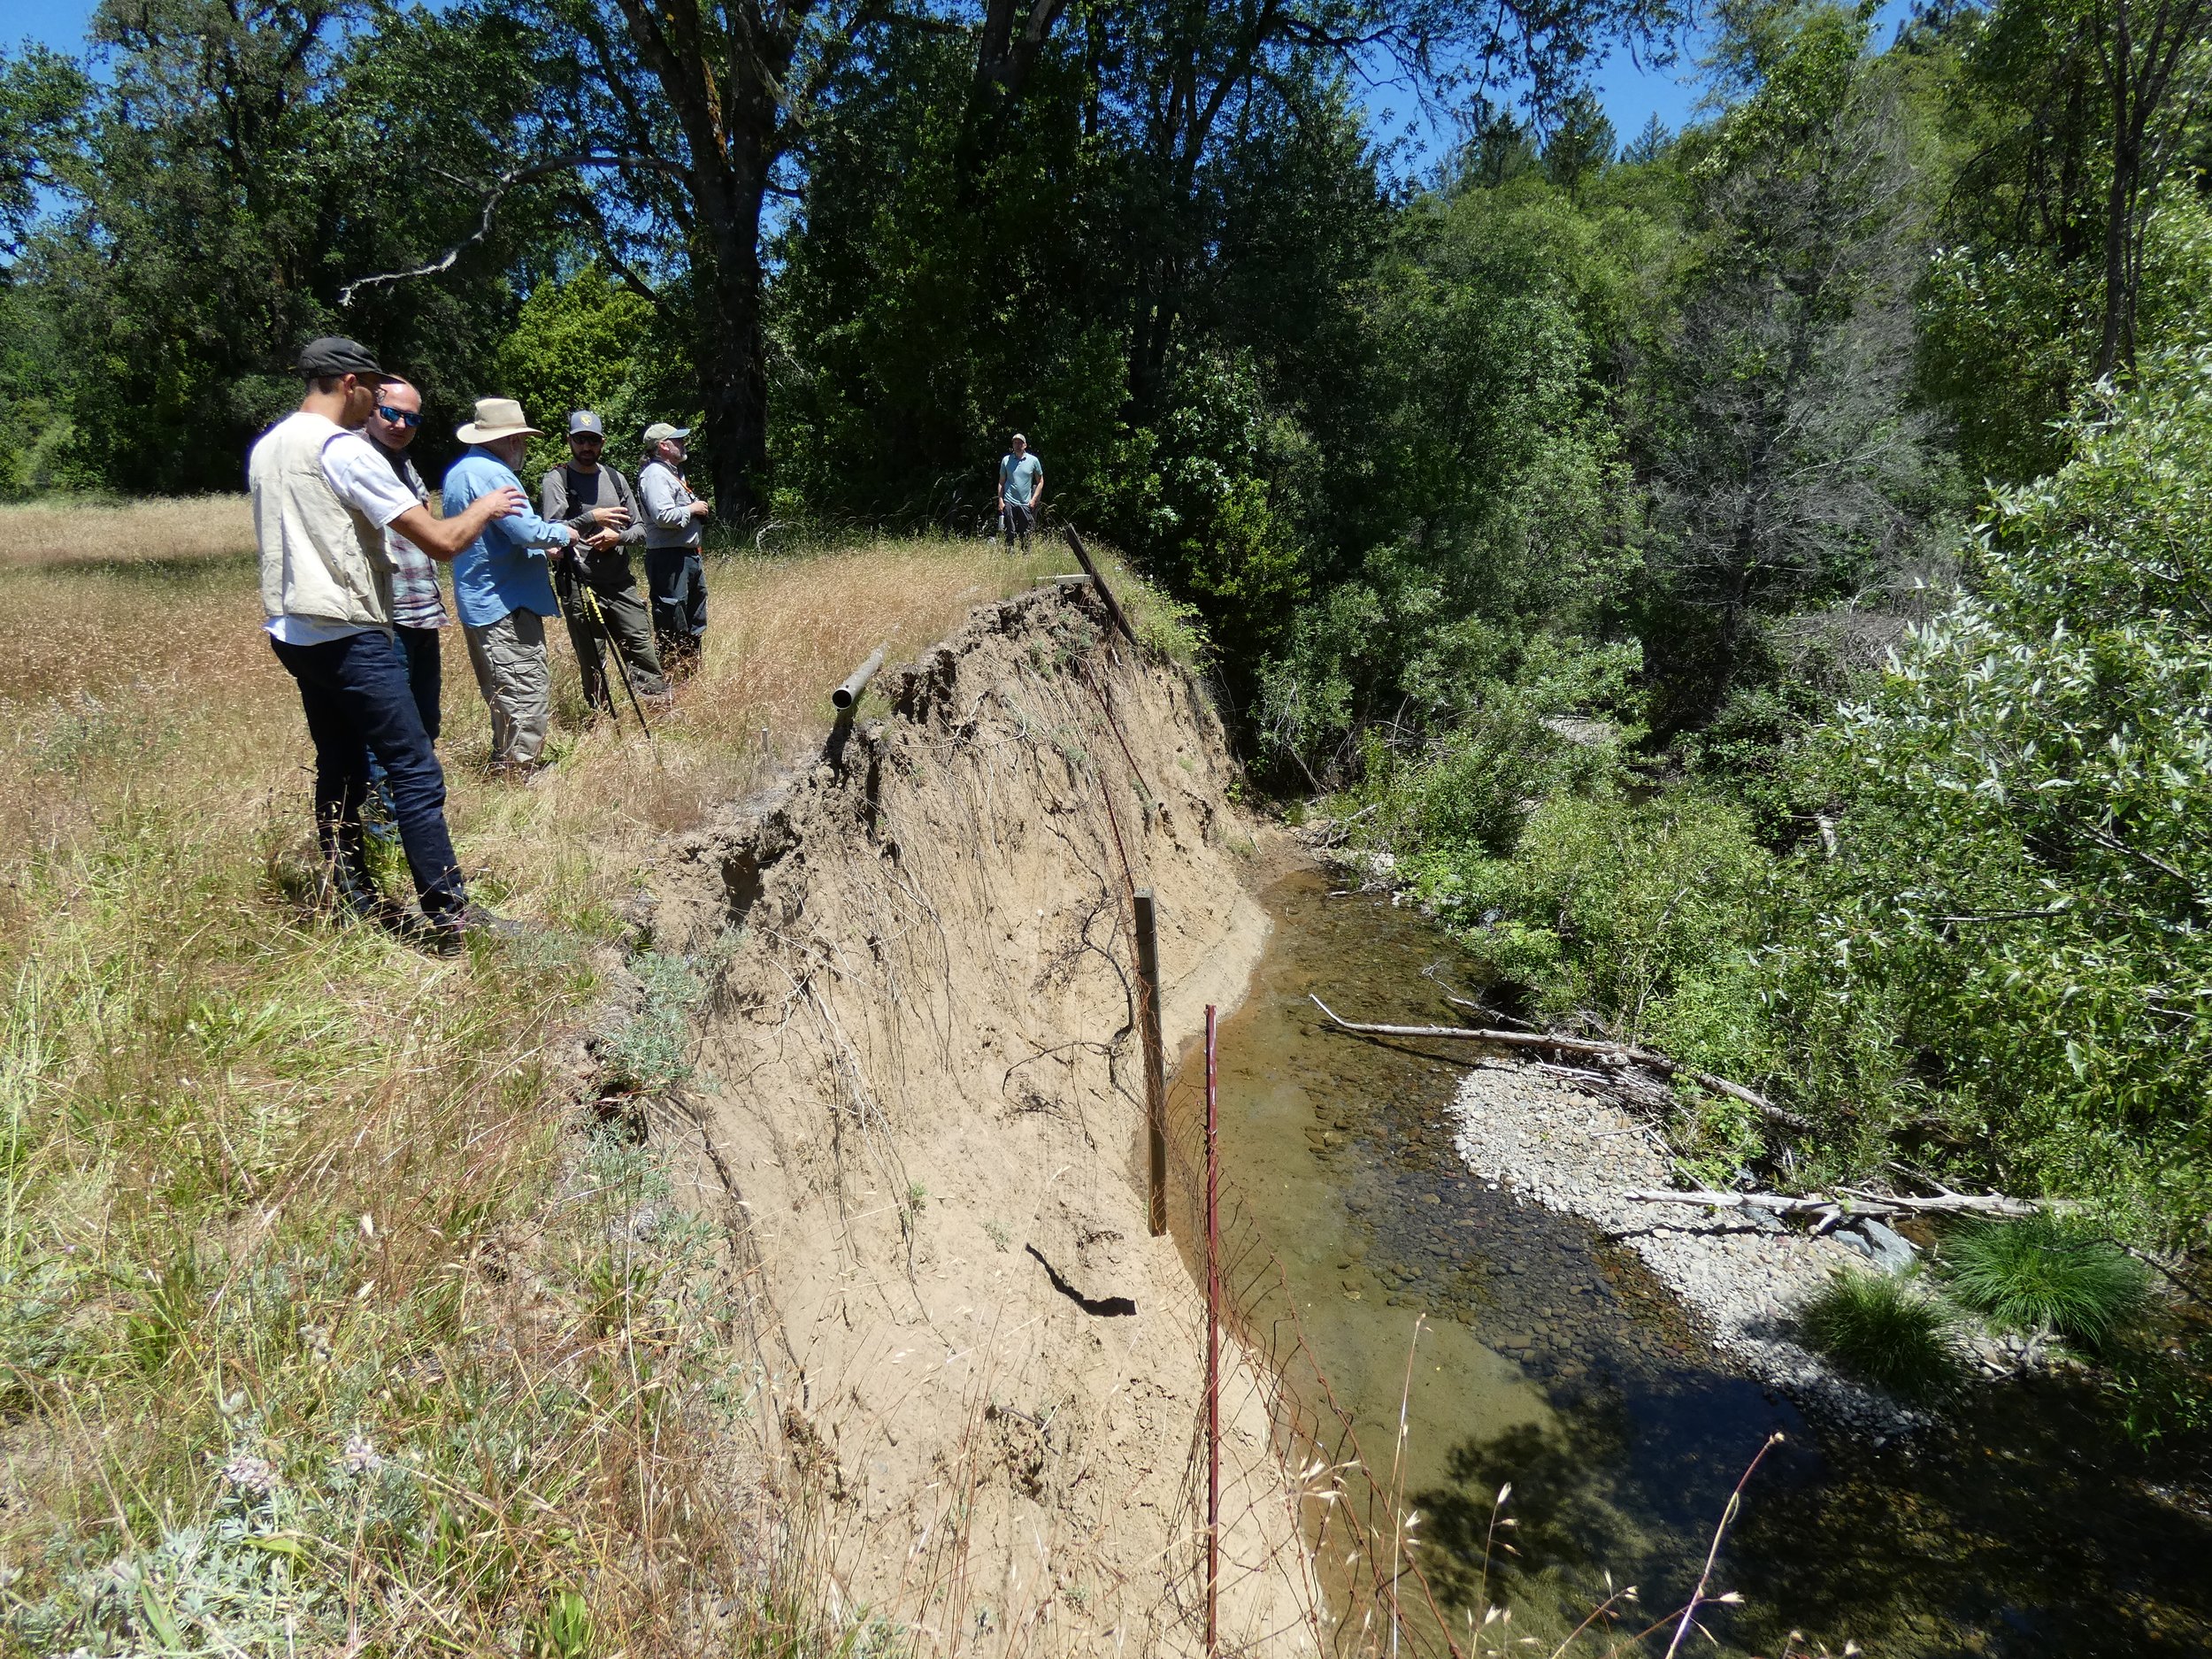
[638,458,703,550]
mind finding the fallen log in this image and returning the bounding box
[1308,994,1812,1132]
[1622,1187,2039,1220]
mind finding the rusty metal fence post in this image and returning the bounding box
[1205,1002,1221,1656]
[1133,888,1168,1235]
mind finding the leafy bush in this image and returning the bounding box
[1769,346,2212,1226]
[1939,1215,2151,1347]
[597,951,710,1094]
[1797,1271,1962,1404]
[1407,790,1778,1070]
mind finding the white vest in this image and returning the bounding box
[250,411,394,627]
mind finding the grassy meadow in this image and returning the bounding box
[0,498,1053,1653]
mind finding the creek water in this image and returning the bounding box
[1164,871,2212,1656]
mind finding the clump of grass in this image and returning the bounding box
[1938,1213,2151,1347]
[0,534,1034,1652]
[1798,1271,1962,1403]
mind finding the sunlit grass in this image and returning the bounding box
[1939,1214,2153,1348]
[0,492,257,567]
[1797,1271,1964,1405]
[0,530,1056,1650]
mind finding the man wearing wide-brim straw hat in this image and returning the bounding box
[442,397,583,780]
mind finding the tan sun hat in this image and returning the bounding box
[456,396,542,443]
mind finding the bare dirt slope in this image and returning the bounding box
[654,581,1322,1655]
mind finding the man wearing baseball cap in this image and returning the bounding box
[638,421,711,677]
[250,336,529,949]
[540,410,666,718]
[443,397,584,779]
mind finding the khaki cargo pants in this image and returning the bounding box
[463,607,551,772]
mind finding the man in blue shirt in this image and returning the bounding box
[443,397,587,779]
[997,432,1043,553]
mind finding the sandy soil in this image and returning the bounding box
[652,582,1325,1655]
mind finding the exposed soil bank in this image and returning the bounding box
[652,583,1321,1655]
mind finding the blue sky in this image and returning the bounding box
[12,0,1914,161]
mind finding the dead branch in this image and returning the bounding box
[337,150,688,307]
[1623,1187,2039,1220]
[1307,994,1811,1132]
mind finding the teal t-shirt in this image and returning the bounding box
[1001,451,1041,507]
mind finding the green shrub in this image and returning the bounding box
[1938,1215,2152,1347]
[1408,790,1777,1065]
[598,951,709,1094]
[1797,1271,1962,1404]
[1769,347,2212,1225]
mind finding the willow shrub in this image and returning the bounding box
[1769,347,2212,1234]
[1402,787,1786,1191]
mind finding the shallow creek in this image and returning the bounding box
[1164,871,2212,1656]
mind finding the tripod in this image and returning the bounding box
[571,578,657,749]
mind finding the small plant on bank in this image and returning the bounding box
[1798,1271,1963,1404]
[598,949,709,1094]
[1938,1214,2152,1348]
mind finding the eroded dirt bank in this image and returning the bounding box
[652,582,1321,1655]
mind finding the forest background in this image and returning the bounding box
[4,0,2209,1376]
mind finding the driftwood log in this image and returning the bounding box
[1622,1187,2039,1221]
[1308,995,1813,1132]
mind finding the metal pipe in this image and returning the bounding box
[1133,888,1168,1236]
[1061,525,1137,647]
[1205,1002,1221,1657]
[831,645,887,711]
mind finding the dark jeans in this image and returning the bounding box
[645,547,707,671]
[365,625,442,802]
[560,576,668,713]
[270,631,466,918]
[395,624,442,741]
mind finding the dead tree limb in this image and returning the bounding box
[1308,994,1811,1132]
[1623,1187,2039,1220]
[337,151,689,308]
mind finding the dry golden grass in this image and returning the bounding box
[0,493,257,567]
[0,534,1057,1653]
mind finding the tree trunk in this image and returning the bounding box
[610,0,805,526]
[695,242,769,521]
[2094,1,2139,380]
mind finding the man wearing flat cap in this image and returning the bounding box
[443,397,584,779]
[540,410,667,718]
[638,422,711,677]
[249,336,528,949]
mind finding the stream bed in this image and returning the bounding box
[1167,870,2212,1656]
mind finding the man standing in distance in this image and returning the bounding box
[250,336,526,949]
[444,398,582,780]
[997,432,1043,554]
[639,422,711,677]
[541,411,665,717]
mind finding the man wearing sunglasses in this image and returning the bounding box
[363,380,447,742]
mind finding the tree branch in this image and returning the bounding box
[1308,995,1812,1131]
[1623,1187,2040,1219]
[337,151,689,307]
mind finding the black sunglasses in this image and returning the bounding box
[374,405,423,428]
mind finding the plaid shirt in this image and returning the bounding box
[373,443,449,629]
